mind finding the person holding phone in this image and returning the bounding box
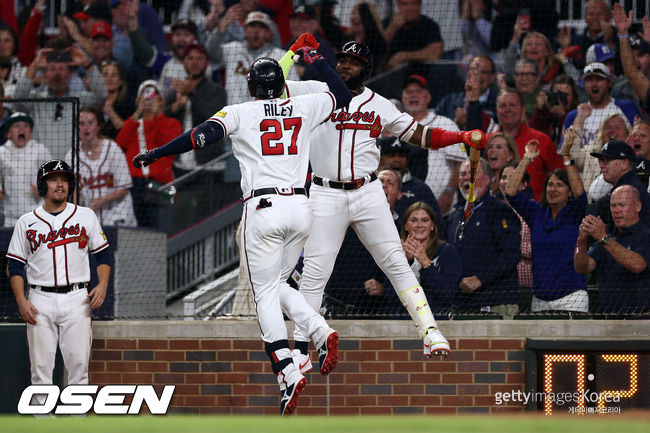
[13,40,107,159]
[115,80,180,228]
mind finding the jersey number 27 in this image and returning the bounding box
[260,117,302,156]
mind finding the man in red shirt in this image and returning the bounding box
[493,87,563,202]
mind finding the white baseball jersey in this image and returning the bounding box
[208,92,336,194]
[7,202,109,286]
[285,80,417,181]
[574,100,627,149]
[421,110,467,199]
[0,139,52,227]
[222,42,298,105]
[65,139,137,227]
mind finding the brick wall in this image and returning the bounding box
[89,335,526,415]
[91,319,647,415]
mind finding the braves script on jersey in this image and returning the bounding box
[207,92,336,194]
[7,203,109,286]
[285,81,417,181]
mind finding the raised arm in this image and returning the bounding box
[560,128,585,198]
[278,33,321,80]
[613,3,649,102]
[298,49,351,109]
[505,140,539,197]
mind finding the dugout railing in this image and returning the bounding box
[166,199,241,302]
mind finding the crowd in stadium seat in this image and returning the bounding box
[0,0,649,316]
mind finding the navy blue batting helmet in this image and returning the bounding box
[336,41,373,81]
[37,159,75,197]
[247,58,285,99]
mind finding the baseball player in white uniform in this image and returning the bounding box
[134,50,351,415]
[8,160,112,407]
[278,41,485,368]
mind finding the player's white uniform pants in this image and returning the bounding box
[241,194,329,344]
[294,179,436,341]
[26,288,92,396]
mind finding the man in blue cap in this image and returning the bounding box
[591,139,650,229]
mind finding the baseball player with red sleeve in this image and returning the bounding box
[278,41,486,369]
[7,160,113,408]
[133,50,352,415]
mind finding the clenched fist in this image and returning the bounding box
[133,150,158,168]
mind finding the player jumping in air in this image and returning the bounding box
[133,38,350,415]
[276,40,485,370]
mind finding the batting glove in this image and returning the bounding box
[133,150,158,168]
[460,130,486,150]
[298,47,324,65]
[290,33,320,53]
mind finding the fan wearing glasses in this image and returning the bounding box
[513,59,543,120]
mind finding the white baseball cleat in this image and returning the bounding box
[277,362,307,416]
[423,327,451,358]
[291,349,313,374]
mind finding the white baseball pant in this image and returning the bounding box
[241,194,329,345]
[26,288,92,401]
[294,179,438,341]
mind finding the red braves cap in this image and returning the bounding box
[403,74,428,89]
[183,41,207,58]
[90,21,113,39]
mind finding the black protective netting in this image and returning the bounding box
[0,0,649,320]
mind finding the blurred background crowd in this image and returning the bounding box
[0,0,649,318]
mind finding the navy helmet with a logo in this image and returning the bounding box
[336,41,373,81]
[37,159,75,197]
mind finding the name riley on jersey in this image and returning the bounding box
[264,103,293,117]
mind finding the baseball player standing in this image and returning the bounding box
[279,40,485,367]
[133,49,351,415]
[7,160,113,408]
